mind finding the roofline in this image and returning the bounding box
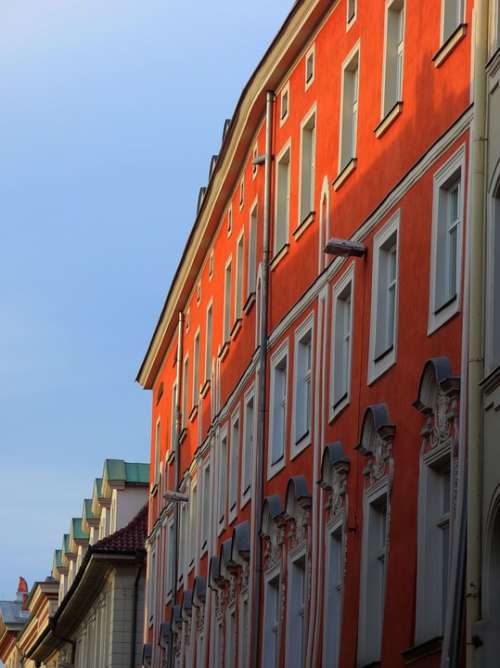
[136,0,335,389]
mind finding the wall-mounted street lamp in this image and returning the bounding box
[324,237,367,258]
[163,491,189,503]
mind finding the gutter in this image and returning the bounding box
[466,0,489,665]
[250,89,274,668]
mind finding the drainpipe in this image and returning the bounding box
[250,90,274,668]
[466,0,489,665]
[130,562,143,668]
[168,312,184,668]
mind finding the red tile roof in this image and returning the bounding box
[92,504,147,554]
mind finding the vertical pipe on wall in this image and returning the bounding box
[250,90,274,668]
[466,0,489,665]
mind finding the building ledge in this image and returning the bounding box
[375,101,403,138]
[243,291,256,314]
[333,158,357,191]
[270,244,290,271]
[402,636,442,664]
[293,211,315,240]
[433,24,467,68]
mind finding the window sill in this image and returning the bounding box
[402,636,442,664]
[189,405,198,423]
[240,491,251,510]
[229,506,238,525]
[293,211,315,241]
[329,394,350,423]
[231,318,242,341]
[219,341,230,362]
[150,483,158,497]
[243,291,256,314]
[291,431,311,459]
[333,158,357,191]
[427,297,459,336]
[167,450,175,464]
[480,364,500,395]
[200,379,211,399]
[200,541,208,558]
[368,352,396,386]
[217,520,225,537]
[375,102,403,138]
[270,244,290,271]
[267,456,286,481]
[433,24,467,68]
[179,427,187,445]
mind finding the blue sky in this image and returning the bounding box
[0,0,292,600]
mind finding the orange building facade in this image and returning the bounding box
[138,0,473,666]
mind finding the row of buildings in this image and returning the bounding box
[2,0,500,666]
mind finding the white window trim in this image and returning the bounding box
[285,547,307,668]
[227,205,233,237]
[427,145,465,335]
[241,384,256,508]
[205,300,214,384]
[252,143,259,180]
[298,104,317,229]
[229,406,241,524]
[223,255,233,343]
[217,424,229,535]
[267,339,289,480]
[346,0,357,29]
[357,479,390,667]
[274,139,292,256]
[154,417,161,487]
[200,458,211,557]
[380,0,406,120]
[189,479,198,571]
[238,593,250,668]
[208,249,214,280]
[192,327,201,409]
[338,40,361,174]
[164,516,175,603]
[235,230,245,322]
[485,168,500,373]
[440,0,465,45]
[148,542,157,626]
[279,82,290,127]
[415,444,452,644]
[322,516,346,668]
[330,265,355,420]
[291,313,314,458]
[182,354,190,428]
[239,178,245,210]
[304,44,315,90]
[262,566,282,668]
[318,176,331,273]
[368,211,400,385]
[247,197,259,299]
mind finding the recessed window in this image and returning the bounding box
[286,555,306,668]
[205,303,213,383]
[442,0,465,43]
[382,0,405,117]
[239,597,250,667]
[487,181,500,371]
[170,381,177,450]
[347,0,356,25]
[293,318,313,452]
[242,390,255,503]
[428,148,464,334]
[239,178,245,209]
[201,460,211,552]
[225,608,237,667]
[339,47,359,172]
[178,499,188,582]
[263,574,280,667]
[218,431,228,528]
[192,331,200,409]
[189,483,198,565]
[148,546,157,622]
[196,281,201,305]
[331,269,353,416]
[280,85,289,124]
[299,109,316,225]
[154,419,161,487]
[369,214,399,383]
[235,232,244,321]
[275,144,291,254]
[252,144,258,179]
[182,357,189,428]
[209,250,214,279]
[324,525,344,668]
[305,46,315,88]
[269,343,288,475]
[224,259,232,342]
[229,412,240,516]
[165,520,175,600]
[248,203,258,297]
[227,207,233,236]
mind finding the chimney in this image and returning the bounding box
[17,576,28,609]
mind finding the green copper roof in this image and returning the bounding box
[92,478,103,499]
[62,534,71,555]
[103,459,149,485]
[82,498,94,522]
[53,549,63,569]
[70,517,89,542]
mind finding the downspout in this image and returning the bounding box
[169,312,184,668]
[130,562,143,668]
[466,0,489,665]
[250,89,274,668]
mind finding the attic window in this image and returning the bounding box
[227,207,233,236]
[252,144,258,179]
[280,85,289,124]
[305,46,315,88]
[239,178,245,209]
[196,281,201,305]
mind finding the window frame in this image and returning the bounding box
[274,140,292,256]
[192,328,201,411]
[262,568,281,668]
[323,517,346,668]
[279,82,290,126]
[292,313,314,458]
[346,0,357,29]
[368,212,400,384]
[440,0,465,45]
[182,355,189,429]
[268,339,289,480]
[298,105,317,228]
[247,199,258,299]
[204,301,213,385]
[486,173,500,373]
[305,44,315,90]
[285,548,307,668]
[235,230,245,323]
[229,407,241,523]
[200,458,211,556]
[241,385,256,507]
[338,41,361,175]
[223,256,233,343]
[380,0,405,119]
[428,146,465,335]
[153,417,161,488]
[330,265,355,420]
[217,425,229,535]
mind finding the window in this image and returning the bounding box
[165,519,175,600]
[205,303,213,383]
[358,492,388,665]
[305,46,315,88]
[442,0,464,43]
[286,555,306,668]
[178,499,188,583]
[239,179,245,209]
[369,214,399,383]
[228,207,233,236]
[293,318,313,452]
[242,389,255,503]
[218,432,228,528]
[224,259,232,342]
[280,84,289,124]
[154,419,161,487]
[415,453,451,642]
[347,0,356,25]
[189,484,198,567]
[196,632,205,668]
[382,0,405,117]
[235,232,244,321]
[201,461,211,552]
[263,574,280,668]
[487,182,500,370]
[239,597,250,668]
[339,46,359,171]
[170,382,177,450]
[229,413,240,517]
[299,109,316,225]
[209,250,214,279]
[214,622,223,668]
[331,268,353,416]
[196,281,201,305]
[226,608,237,667]
[324,525,344,668]
[269,343,288,476]
[252,144,258,178]
[275,144,291,253]
[148,546,157,623]
[429,149,464,334]
[248,203,258,297]
[193,331,200,409]
[182,357,189,428]
[319,180,331,272]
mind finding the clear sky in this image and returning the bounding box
[0,0,292,600]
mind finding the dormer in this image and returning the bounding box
[100,459,149,536]
[82,498,100,546]
[69,518,89,574]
